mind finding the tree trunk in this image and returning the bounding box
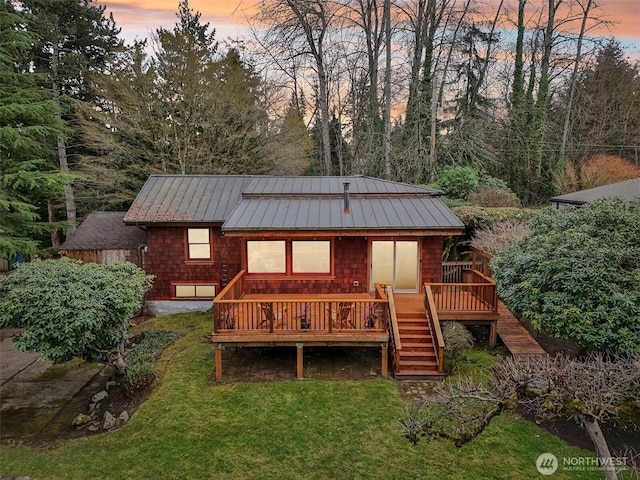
[583,417,617,480]
[47,199,60,248]
[114,341,127,375]
[51,39,77,234]
[559,0,593,164]
[383,0,391,178]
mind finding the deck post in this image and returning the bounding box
[490,321,497,348]
[381,342,388,376]
[215,343,223,381]
[296,343,304,379]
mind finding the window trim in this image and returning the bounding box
[245,238,334,278]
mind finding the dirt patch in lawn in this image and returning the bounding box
[209,345,385,384]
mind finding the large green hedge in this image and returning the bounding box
[491,198,640,352]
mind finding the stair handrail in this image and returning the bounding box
[423,284,444,374]
[382,285,402,373]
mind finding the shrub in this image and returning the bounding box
[122,330,182,397]
[491,198,640,353]
[470,220,530,256]
[0,259,153,371]
[435,166,479,200]
[468,187,520,207]
[554,154,640,194]
[442,322,475,374]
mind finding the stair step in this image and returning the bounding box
[402,339,433,350]
[398,324,431,332]
[398,350,436,363]
[398,360,439,367]
[394,370,444,379]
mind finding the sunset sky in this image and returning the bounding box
[96,0,640,59]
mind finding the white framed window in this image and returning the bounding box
[187,228,211,260]
[173,283,217,298]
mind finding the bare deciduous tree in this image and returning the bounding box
[400,353,640,480]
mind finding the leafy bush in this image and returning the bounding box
[434,166,479,200]
[442,322,475,374]
[491,198,640,353]
[468,187,520,207]
[0,259,153,368]
[123,330,182,397]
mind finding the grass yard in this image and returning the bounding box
[0,312,604,480]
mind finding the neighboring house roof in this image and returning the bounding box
[551,177,640,206]
[59,212,147,251]
[124,175,464,232]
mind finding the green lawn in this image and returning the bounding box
[1,313,603,480]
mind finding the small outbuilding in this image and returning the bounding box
[59,211,146,266]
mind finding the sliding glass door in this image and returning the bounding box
[370,240,419,292]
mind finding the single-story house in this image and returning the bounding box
[59,211,147,266]
[124,174,465,315]
[551,177,640,210]
[124,175,501,378]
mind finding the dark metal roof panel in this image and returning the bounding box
[550,177,640,205]
[124,175,254,223]
[243,175,442,195]
[223,197,463,231]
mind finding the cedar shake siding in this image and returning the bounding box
[145,232,445,299]
[143,226,242,300]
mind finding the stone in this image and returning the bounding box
[71,413,92,427]
[87,423,100,432]
[89,402,97,412]
[117,410,130,426]
[105,381,117,390]
[92,390,108,402]
[102,411,116,430]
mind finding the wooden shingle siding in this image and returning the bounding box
[144,226,241,300]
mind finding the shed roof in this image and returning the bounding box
[551,177,640,205]
[124,175,463,232]
[59,212,146,251]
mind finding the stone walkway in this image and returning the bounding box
[0,331,103,443]
[396,379,442,403]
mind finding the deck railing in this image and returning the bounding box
[441,261,473,283]
[213,273,389,334]
[423,284,444,374]
[428,269,498,313]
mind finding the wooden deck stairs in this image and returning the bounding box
[393,294,443,379]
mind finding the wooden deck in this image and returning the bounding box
[496,300,546,356]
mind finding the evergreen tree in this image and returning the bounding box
[0,1,67,256]
[19,0,122,236]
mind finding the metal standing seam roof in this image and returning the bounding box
[123,174,463,231]
[124,175,254,223]
[222,197,463,231]
[550,177,640,205]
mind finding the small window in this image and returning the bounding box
[292,241,330,273]
[247,240,286,273]
[187,228,211,260]
[174,283,216,298]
